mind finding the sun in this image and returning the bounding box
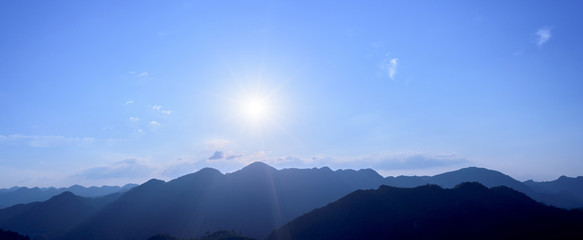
[221,78,288,134]
[241,97,271,123]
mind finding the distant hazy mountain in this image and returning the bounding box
[64,162,384,240]
[268,183,583,240]
[386,167,534,193]
[0,191,118,240]
[385,167,583,209]
[0,184,137,209]
[524,176,583,209]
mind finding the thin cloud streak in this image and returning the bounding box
[388,58,398,80]
[0,134,95,148]
[536,26,552,47]
[379,54,399,80]
[204,139,231,150]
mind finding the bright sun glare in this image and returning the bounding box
[227,80,287,133]
[241,97,271,123]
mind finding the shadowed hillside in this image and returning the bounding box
[0,192,119,240]
[268,182,583,240]
[0,228,29,240]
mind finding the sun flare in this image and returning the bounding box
[240,97,271,123]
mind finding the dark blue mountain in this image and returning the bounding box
[0,228,29,240]
[0,163,581,239]
[268,182,583,240]
[64,162,385,239]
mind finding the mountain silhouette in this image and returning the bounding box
[64,162,384,239]
[0,191,118,239]
[0,228,29,240]
[0,184,136,209]
[148,230,255,240]
[0,163,581,239]
[267,182,583,240]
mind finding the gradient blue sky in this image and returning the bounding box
[1,1,582,187]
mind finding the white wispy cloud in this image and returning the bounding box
[129,116,140,122]
[152,105,172,115]
[379,54,399,80]
[76,159,154,180]
[125,100,134,105]
[0,134,94,148]
[149,121,160,127]
[148,121,161,132]
[206,150,265,165]
[536,26,552,47]
[129,71,149,78]
[388,58,398,80]
[204,138,231,150]
[256,152,469,171]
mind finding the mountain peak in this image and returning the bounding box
[196,167,223,176]
[170,168,223,185]
[48,191,80,202]
[54,191,76,198]
[456,166,497,173]
[241,161,276,172]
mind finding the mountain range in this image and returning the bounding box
[0,184,137,209]
[267,182,583,239]
[0,162,581,239]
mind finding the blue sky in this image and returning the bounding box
[1,1,582,187]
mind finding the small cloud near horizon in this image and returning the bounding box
[206,150,265,166]
[208,151,226,160]
[257,152,469,172]
[76,159,154,180]
[204,138,231,150]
